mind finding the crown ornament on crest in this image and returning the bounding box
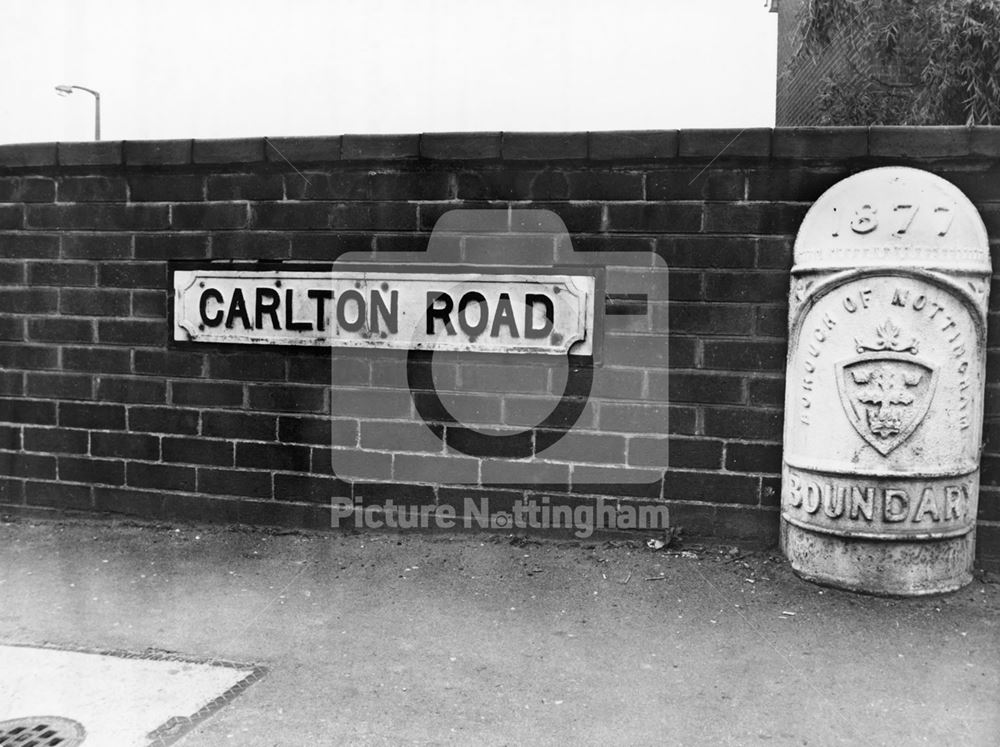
[854,319,919,355]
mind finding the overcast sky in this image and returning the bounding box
[0,0,777,144]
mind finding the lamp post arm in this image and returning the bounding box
[69,85,101,141]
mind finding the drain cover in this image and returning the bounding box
[0,716,85,746]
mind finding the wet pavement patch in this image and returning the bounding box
[0,643,265,746]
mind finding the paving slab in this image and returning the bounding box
[0,517,997,746]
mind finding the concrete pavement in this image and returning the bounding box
[1,516,998,746]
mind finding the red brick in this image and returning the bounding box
[0,450,55,478]
[236,442,312,471]
[128,174,204,202]
[201,411,276,441]
[0,206,22,229]
[91,431,159,460]
[571,467,662,497]
[171,380,244,407]
[703,406,783,440]
[59,401,125,430]
[755,306,788,338]
[58,141,122,167]
[539,430,627,463]
[249,384,326,414]
[0,398,57,424]
[193,138,265,164]
[0,425,19,450]
[603,334,669,368]
[285,171,370,200]
[274,473,348,504]
[565,171,643,200]
[134,350,204,378]
[128,406,199,434]
[599,402,681,434]
[210,232,289,260]
[0,372,23,396]
[0,315,22,340]
[329,387,409,418]
[22,426,88,454]
[26,372,92,399]
[647,169,744,200]
[668,304,755,335]
[0,234,59,258]
[396,453,479,483]
[0,177,55,202]
[131,290,166,318]
[96,319,166,346]
[704,272,787,303]
[57,176,127,202]
[654,371,745,404]
[61,346,131,374]
[702,340,786,371]
[252,201,333,230]
[126,461,196,491]
[0,476,24,504]
[481,459,570,487]
[420,133,501,160]
[370,171,453,200]
[289,232,372,261]
[162,436,233,466]
[0,343,58,369]
[748,377,785,407]
[171,203,249,230]
[411,391,501,424]
[123,139,192,165]
[587,131,678,160]
[208,353,286,382]
[341,134,420,160]
[281,416,357,447]
[606,203,702,233]
[92,486,164,516]
[746,168,849,201]
[666,437,725,470]
[0,288,58,313]
[28,262,96,287]
[207,174,283,201]
[198,467,273,499]
[359,420,440,452]
[703,202,809,235]
[134,233,208,259]
[96,376,166,404]
[725,442,782,474]
[61,233,131,259]
[664,470,760,505]
[97,262,165,288]
[502,132,588,160]
[26,480,91,509]
[755,237,794,270]
[59,456,124,485]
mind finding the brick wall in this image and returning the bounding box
[0,127,999,563]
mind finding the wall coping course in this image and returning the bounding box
[1,127,997,170]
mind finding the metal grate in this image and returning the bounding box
[0,717,85,747]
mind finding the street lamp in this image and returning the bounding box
[55,84,101,141]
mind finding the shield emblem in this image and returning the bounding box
[835,352,938,456]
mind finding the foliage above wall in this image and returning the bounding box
[795,0,1000,125]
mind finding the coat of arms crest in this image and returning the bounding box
[835,320,938,456]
